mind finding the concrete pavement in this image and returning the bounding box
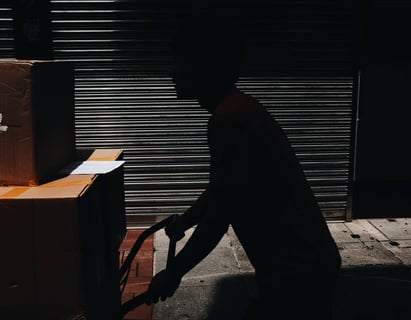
[152,218,411,320]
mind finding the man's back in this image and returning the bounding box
[207,89,341,282]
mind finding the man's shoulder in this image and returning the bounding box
[214,92,272,132]
[215,90,264,116]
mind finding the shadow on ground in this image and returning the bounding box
[205,266,411,320]
[205,274,258,320]
[333,265,411,320]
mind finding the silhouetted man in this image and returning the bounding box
[146,14,341,320]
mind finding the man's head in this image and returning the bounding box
[170,13,244,100]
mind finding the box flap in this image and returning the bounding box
[0,59,34,66]
[0,59,59,66]
[0,186,30,199]
[0,174,95,199]
[76,149,123,161]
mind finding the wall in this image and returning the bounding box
[352,1,411,218]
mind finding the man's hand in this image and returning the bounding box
[165,216,186,241]
[145,269,182,305]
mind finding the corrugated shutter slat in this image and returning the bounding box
[0,5,15,58]
[49,1,354,224]
[0,1,355,225]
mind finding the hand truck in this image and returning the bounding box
[119,214,179,318]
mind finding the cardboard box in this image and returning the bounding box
[0,175,97,318]
[76,148,127,250]
[0,149,126,319]
[0,59,75,186]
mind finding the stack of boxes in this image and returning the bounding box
[0,59,76,186]
[0,60,126,319]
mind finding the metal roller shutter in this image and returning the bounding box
[0,2,14,58]
[4,1,355,226]
[239,77,353,217]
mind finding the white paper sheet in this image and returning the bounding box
[58,160,125,175]
[0,113,8,132]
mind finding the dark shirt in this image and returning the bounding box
[205,90,341,285]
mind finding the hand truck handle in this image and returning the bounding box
[119,214,181,318]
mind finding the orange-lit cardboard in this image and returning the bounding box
[76,148,124,162]
[0,149,126,318]
[0,174,96,317]
[76,148,127,250]
[0,59,75,186]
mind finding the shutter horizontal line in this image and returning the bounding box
[0,3,14,58]
[48,0,354,220]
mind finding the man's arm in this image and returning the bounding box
[175,188,210,229]
[172,115,247,235]
[165,188,211,240]
[169,206,229,277]
[145,204,229,304]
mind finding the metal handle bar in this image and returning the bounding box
[119,214,177,279]
[119,214,179,318]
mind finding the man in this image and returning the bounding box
[146,14,341,319]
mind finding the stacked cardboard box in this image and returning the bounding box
[0,59,75,186]
[0,149,127,319]
[0,60,127,318]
